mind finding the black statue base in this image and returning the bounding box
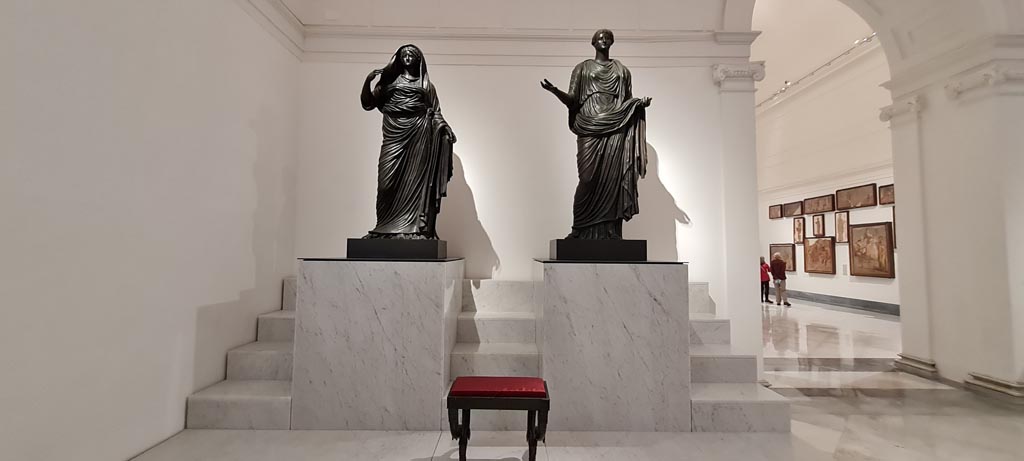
[347,238,447,260]
[549,239,647,262]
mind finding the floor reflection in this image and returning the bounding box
[762,300,901,361]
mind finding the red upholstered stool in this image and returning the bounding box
[447,376,550,461]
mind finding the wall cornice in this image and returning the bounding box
[245,0,757,67]
[239,0,305,58]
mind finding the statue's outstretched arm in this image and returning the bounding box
[361,69,382,111]
[540,79,576,109]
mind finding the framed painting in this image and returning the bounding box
[804,237,836,274]
[849,222,896,278]
[769,243,796,272]
[803,194,836,214]
[835,211,850,243]
[879,184,895,205]
[769,204,783,219]
[783,201,803,217]
[836,183,878,210]
[812,214,826,237]
[793,217,805,245]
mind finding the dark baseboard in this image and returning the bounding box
[769,287,900,316]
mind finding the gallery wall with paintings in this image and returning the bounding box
[759,172,899,305]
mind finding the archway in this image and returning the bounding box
[734,0,1024,392]
[748,0,904,389]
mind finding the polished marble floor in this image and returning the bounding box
[762,300,902,362]
[135,300,1024,460]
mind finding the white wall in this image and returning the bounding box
[754,26,896,304]
[295,58,727,290]
[1,1,299,460]
[756,45,892,190]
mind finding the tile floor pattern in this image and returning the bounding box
[136,300,1024,460]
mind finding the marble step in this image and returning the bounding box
[690,344,758,383]
[450,342,540,377]
[690,383,790,432]
[690,314,731,345]
[258,310,295,342]
[186,380,291,429]
[456,311,536,343]
[226,341,294,381]
[689,282,716,315]
[462,280,535,313]
[282,276,296,311]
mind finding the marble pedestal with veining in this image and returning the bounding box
[539,261,690,431]
[291,259,463,430]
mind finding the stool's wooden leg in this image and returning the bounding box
[537,410,548,443]
[447,407,459,439]
[459,409,471,461]
[526,410,538,461]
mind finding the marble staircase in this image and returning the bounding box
[184,276,788,432]
[454,279,789,432]
[185,276,297,429]
[448,280,541,429]
[687,315,790,432]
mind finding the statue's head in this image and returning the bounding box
[591,29,615,51]
[399,45,422,70]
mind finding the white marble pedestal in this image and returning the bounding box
[538,261,690,431]
[291,258,463,430]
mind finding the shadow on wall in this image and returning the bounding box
[627,144,691,261]
[193,104,291,390]
[438,153,500,279]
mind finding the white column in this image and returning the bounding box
[938,63,1024,395]
[880,96,940,379]
[887,59,1024,397]
[713,62,765,376]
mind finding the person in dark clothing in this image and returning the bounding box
[770,253,791,306]
[760,257,771,303]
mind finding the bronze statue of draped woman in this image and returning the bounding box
[360,44,456,239]
[542,29,651,240]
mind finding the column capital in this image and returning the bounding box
[712,61,766,86]
[879,94,926,122]
[944,63,1024,100]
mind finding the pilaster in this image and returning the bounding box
[713,62,765,376]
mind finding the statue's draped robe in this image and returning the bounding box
[368,74,452,238]
[566,59,648,239]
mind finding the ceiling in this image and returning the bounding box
[751,0,876,100]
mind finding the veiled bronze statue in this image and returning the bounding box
[361,44,456,240]
[542,29,651,240]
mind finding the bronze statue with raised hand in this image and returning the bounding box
[541,29,652,240]
[361,44,456,240]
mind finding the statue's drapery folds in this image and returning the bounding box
[362,45,454,239]
[565,58,648,239]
